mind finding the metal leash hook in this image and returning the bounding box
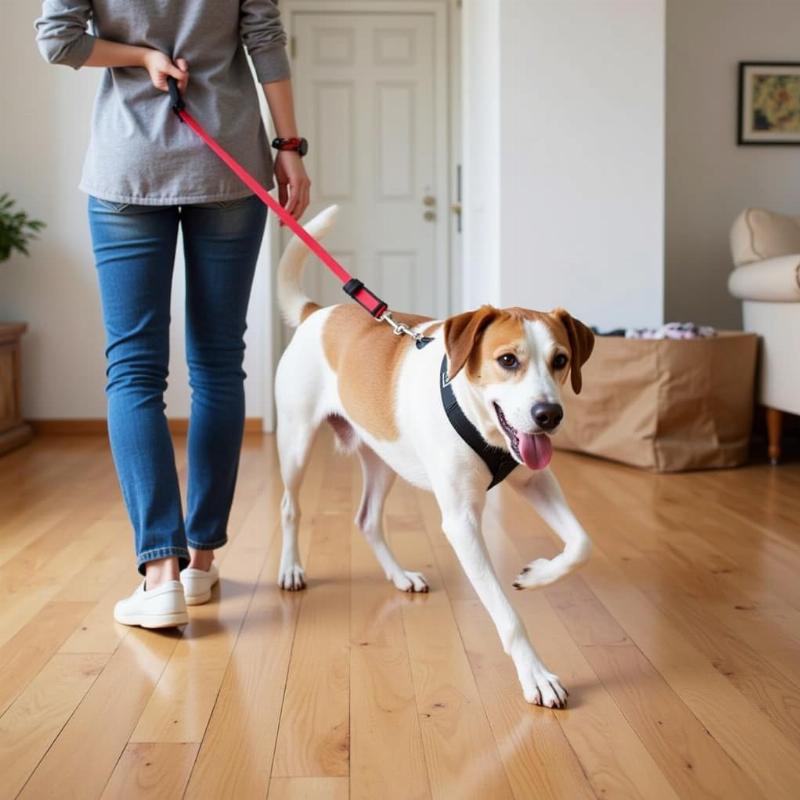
[380,310,433,349]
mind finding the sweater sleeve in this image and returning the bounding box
[239,0,291,83]
[34,0,96,69]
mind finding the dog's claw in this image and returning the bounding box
[278,564,306,592]
[524,671,568,709]
[393,570,429,593]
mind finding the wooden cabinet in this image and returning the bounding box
[0,323,32,455]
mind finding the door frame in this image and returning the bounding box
[261,0,460,431]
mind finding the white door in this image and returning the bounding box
[286,9,448,319]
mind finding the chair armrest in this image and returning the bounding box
[728,254,800,302]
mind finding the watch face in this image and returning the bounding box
[298,139,309,157]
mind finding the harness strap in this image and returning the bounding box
[439,356,518,490]
[167,80,387,319]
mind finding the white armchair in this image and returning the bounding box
[729,208,800,463]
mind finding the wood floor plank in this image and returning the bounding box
[0,600,94,715]
[183,437,323,799]
[19,626,181,799]
[628,558,800,750]
[385,484,515,800]
[268,777,349,800]
[271,506,351,775]
[349,473,431,800]
[100,742,199,800]
[0,506,123,647]
[546,574,767,800]
[183,532,302,799]
[582,554,800,800]
[0,438,108,557]
[58,570,141,656]
[0,653,107,799]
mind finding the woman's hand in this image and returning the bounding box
[274,151,311,221]
[142,51,189,94]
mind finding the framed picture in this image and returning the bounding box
[738,62,800,145]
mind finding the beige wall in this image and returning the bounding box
[665,0,800,330]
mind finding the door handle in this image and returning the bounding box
[423,195,436,207]
[423,210,436,221]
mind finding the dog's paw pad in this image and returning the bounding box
[393,571,429,593]
[278,565,306,592]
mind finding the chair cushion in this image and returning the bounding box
[728,254,800,302]
[730,208,800,267]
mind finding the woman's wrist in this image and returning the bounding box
[84,39,153,69]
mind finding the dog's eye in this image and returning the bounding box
[552,353,568,370]
[497,353,519,370]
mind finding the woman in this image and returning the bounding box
[35,0,309,627]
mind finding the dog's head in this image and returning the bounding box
[443,305,594,470]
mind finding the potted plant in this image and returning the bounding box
[0,194,44,454]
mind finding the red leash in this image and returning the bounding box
[167,79,387,319]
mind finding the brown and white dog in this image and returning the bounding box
[274,207,595,707]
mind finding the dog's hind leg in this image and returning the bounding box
[276,416,317,591]
[355,445,428,592]
[508,469,592,590]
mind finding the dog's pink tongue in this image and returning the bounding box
[519,433,553,470]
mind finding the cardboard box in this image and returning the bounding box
[554,332,759,471]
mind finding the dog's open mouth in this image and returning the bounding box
[493,403,553,470]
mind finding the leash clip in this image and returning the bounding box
[381,311,433,349]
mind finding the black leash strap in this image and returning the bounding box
[439,356,518,490]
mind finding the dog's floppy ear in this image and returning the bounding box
[553,308,594,394]
[444,305,499,380]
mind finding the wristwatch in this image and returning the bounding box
[271,137,309,157]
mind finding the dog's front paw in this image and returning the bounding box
[391,570,429,593]
[513,557,564,590]
[278,563,306,591]
[522,670,568,709]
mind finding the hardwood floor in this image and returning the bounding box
[1,433,799,799]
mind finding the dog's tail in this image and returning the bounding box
[277,204,339,327]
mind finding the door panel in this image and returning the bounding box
[289,11,444,319]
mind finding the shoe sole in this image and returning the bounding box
[114,610,189,628]
[184,589,212,606]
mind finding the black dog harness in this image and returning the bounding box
[439,356,519,490]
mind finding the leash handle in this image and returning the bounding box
[167,76,185,116]
[165,78,388,320]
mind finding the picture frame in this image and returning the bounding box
[738,61,800,145]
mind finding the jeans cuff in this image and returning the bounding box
[137,546,190,576]
[185,535,228,551]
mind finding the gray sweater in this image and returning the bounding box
[35,0,290,205]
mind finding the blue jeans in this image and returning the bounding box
[88,195,267,574]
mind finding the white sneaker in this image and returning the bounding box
[180,563,219,605]
[113,580,189,628]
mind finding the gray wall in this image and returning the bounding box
[665,0,800,330]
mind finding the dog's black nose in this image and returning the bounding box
[532,402,563,431]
